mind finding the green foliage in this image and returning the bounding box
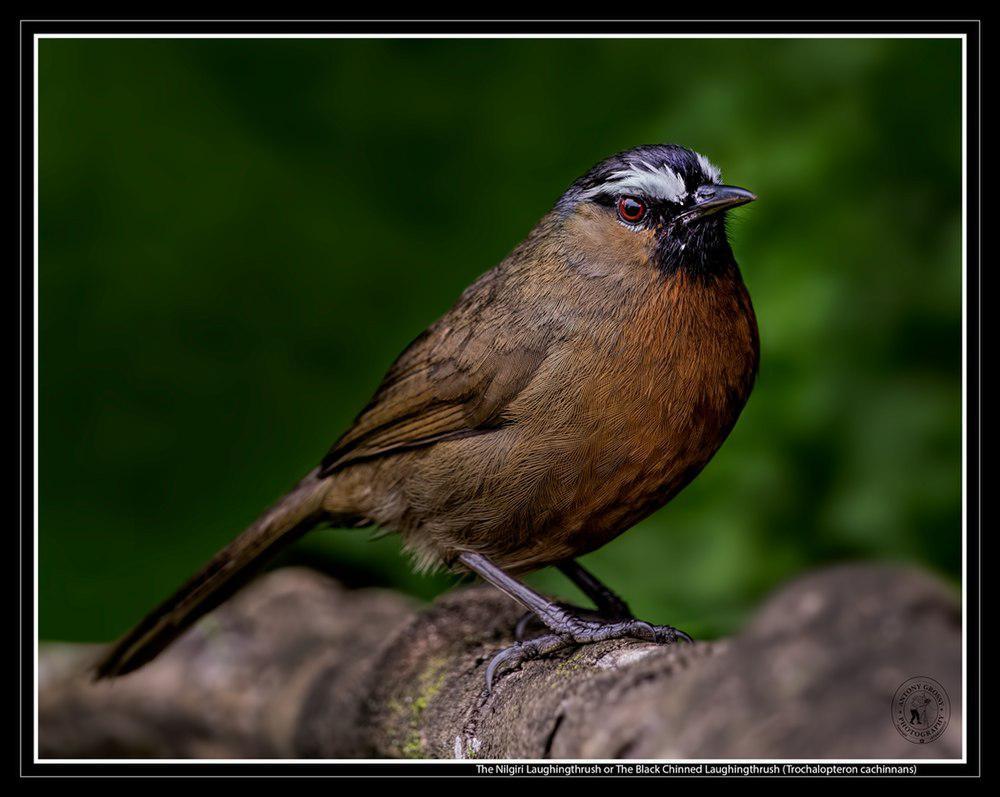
[38,38,962,642]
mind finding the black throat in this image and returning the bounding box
[654,214,738,279]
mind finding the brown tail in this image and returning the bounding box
[93,468,333,679]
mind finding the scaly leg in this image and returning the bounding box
[459,552,690,691]
[558,559,633,619]
[515,559,688,641]
[513,559,632,640]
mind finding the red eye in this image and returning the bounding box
[617,196,646,223]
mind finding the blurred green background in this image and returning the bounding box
[38,38,962,643]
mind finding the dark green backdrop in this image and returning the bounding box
[39,38,963,642]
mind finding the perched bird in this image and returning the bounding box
[95,144,760,689]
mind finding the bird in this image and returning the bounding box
[94,144,760,690]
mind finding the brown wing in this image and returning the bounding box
[319,270,550,475]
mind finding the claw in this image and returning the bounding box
[514,612,533,642]
[486,644,522,693]
[652,624,693,644]
[485,633,565,693]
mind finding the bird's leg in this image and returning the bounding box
[513,560,631,640]
[458,551,690,691]
[557,559,633,619]
[559,559,690,645]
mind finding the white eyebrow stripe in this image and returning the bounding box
[582,160,688,203]
[696,152,722,183]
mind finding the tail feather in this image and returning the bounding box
[93,469,332,679]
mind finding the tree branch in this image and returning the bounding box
[39,563,961,759]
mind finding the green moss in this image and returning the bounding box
[555,648,588,674]
[401,733,424,759]
[392,658,448,758]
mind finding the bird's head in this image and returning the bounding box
[554,144,756,279]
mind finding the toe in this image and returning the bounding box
[485,633,566,692]
[652,625,693,644]
[628,620,657,641]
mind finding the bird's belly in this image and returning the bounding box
[407,374,748,573]
[536,401,737,566]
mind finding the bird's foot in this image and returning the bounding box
[490,612,691,691]
[514,602,619,641]
[485,633,567,692]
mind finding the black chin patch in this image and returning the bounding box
[655,215,734,279]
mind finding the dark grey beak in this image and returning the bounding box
[678,184,757,223]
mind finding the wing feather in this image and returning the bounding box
[319,269,550,475]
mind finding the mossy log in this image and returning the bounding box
[38,562,961,759]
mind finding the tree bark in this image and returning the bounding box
[38,562,961,759]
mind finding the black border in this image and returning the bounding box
[19,18,981,779]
